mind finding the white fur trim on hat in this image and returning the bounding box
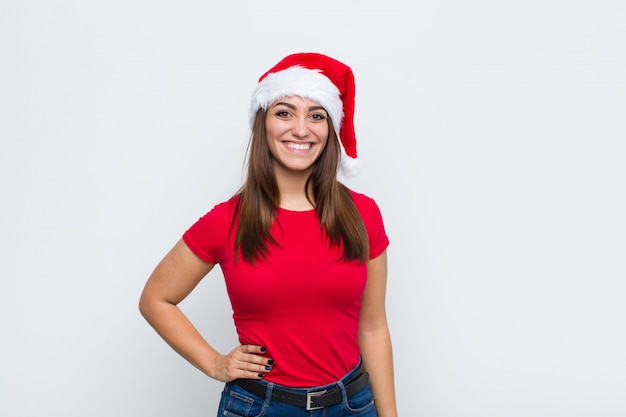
[249,66,344,138]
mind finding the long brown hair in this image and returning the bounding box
[233,109,369,263]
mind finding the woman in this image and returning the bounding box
[139,52,397,417]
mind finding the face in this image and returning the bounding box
[265,96,329,176]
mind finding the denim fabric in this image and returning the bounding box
[216,362,378,417]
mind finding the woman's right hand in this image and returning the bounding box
[212,345,274,382]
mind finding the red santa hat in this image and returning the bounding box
[249,52,361,177]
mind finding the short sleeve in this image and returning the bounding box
[350,190,389,259]
[182,198,235,264]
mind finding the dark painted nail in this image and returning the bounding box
[268,359,275,366]
[260,346,267,353]
[265,366,271,371]
[258,373,264,378]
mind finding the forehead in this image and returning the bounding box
[270,96,325,109]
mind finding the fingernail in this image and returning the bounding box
[260,346,267,353]
[258,373,264,378]
[268,359,275,366]
[265,366,271,371]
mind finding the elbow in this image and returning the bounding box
[138,288,176,322]
[138,289,152,319]
[138,295,147,318]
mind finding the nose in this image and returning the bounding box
[291,116,309,138]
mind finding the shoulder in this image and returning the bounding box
[185,194,240,235]
[182,194,240,263]
[199,194,240,219]
[348,188,382,214]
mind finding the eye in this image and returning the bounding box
[310,112,326,121]
[275,110,291,118]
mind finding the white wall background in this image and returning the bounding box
[1,1,625,416]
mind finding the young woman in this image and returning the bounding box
[139,52,397,417]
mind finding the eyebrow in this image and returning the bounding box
[271,102,327,113]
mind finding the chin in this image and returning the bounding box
[288,165,315,173]
[279,161,316,173]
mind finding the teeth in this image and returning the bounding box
[286,142,311,150]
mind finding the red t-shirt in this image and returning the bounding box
[182,189,389,386]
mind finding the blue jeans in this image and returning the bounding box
[216,362,378,417]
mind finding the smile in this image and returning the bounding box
[285,142,313,151]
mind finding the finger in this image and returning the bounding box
[236,354,274,373]
[239,344,267,355]
[238,359,269,377]
[237,346,274,366]
[240,370,266,380]
[227,359,268,380]
[216,354,267,382]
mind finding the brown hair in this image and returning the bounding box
[233,110,369,263]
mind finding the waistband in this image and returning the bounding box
[232,361,368,411]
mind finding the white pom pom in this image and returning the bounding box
[340,155,361,178]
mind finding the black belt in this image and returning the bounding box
[233,367,369,411]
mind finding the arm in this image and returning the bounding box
[138,239,272,382]
[358,250,398,417]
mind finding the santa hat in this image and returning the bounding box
[249,52,361,177]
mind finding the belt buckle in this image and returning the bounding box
[305,389,327,411]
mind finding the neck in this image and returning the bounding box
[273,165,315,211]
